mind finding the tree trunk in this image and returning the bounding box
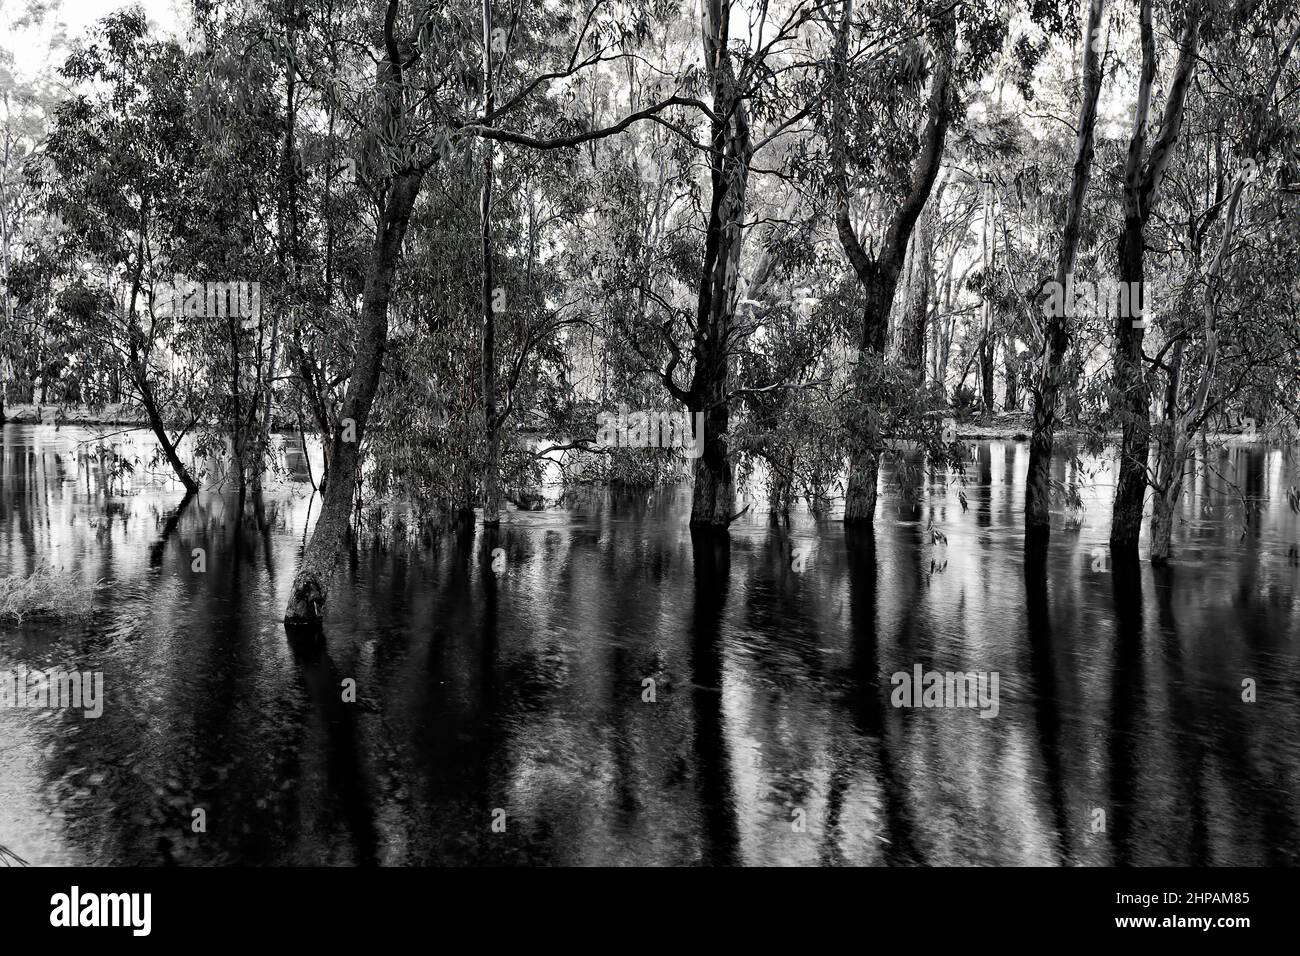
[1148,420,1186,563]
[1109,212,1150,551]
[136,366,199,496]
[284,169,424,622]
[979,334,995,413]
[1110,0,1201,554]
[480,0,502,526]
[1003,333,1019,411]
[895,186,939,373]
[767,453,794,523]
[835,4,954,525]
[1025,0,1104,539]
[843,446,880,524]
[686,0,749,528]
[842,273,891,524]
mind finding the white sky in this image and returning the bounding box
[4,0,183,80]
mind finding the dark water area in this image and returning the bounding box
[1,425,1298,866]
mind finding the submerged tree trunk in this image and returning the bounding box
[480,0,501,527]
[686,0,749,528]
[1110,0,1201,554]
[1109,210,1151,549]
[1025,0,1104,540]
[836,4,954,525]
[1148,422,1185,563]
[285,1,428,622]
[288,82,420,619]
[1148,21,1300,561]
[284,171,422,622]
[767,452,794,523]
[136,365,199,496]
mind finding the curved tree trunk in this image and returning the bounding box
[284,168,424,622]
[285,1,426,622]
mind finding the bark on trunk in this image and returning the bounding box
[1109,213,1151,550]
[686,0,749,528]
[895,186,939,373]
[1148,419,1185,563]
[1003,333,1020,411]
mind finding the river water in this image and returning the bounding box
[1,425,1297,865]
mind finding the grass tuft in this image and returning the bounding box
[0,563,103,624]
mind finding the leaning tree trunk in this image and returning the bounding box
[136,365,200,496]
[125,229,200,496]
[284,170,423,622]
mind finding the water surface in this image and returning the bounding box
[1,425,1297,865]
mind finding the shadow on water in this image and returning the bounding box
[1107,551,1144,867]
[842,524,917,864]
[688,527,739,865]
[1023,535,1070,864]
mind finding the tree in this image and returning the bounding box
[1024,0,1105,540]
[1108,0,1202,553]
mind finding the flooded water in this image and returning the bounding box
[1,425,1298,865]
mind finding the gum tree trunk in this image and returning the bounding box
[1110,0,1201,554]
[1025,0,1104,540]
[285,4,425,622]
[284,170,422,622]
[480,0,501,527]
[686,0,749,528]
[834,2,954,525]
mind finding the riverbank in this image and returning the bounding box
[954,409,1273,442]
[2,403,1272,445]
[1,403,149,426]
